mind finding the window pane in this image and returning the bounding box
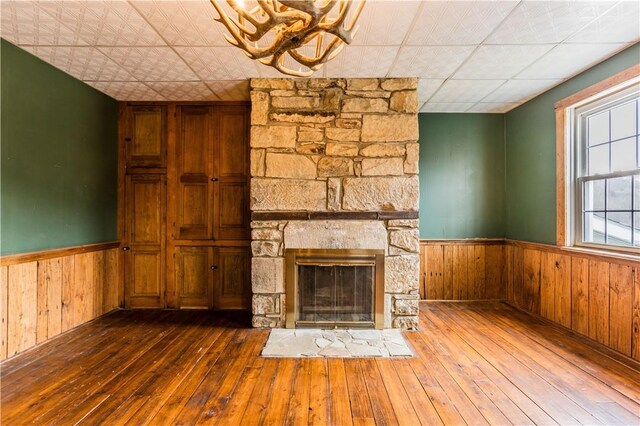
[610,137,636,172]
[610,100,637,141]
[635,175,640,211]
[584,212,605,244]
[588,144,609,175]
[588,111,609,146]
[607,176,632,210]
[607,212,632,246]
[584,179,605,211]
[635,212,640,247]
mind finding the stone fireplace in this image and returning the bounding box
[249,77,420,329]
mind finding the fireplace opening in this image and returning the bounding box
[285,249,385,329]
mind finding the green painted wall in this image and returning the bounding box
[419,113,506,238]
[505,43,640,244]
[1,40,118,255]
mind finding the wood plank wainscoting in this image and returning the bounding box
[0,242,120,361]
[420,239,640,363]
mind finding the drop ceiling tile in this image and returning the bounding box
[0,1,87,46]
[349,1,421,46]
[467,102,520,113]
[22,46,134,82]
[99,47,198,81]
[487,1,614,44]
[568,1,640,43]
[205,80,250,101]
[518,43,629,79]
[406,1,518,45]
[389,46,475,79]
[430,79,505,103]
[37,0,165,46]
[420,102,475,113]
[454,45,554,79]
[145,82,217,101]
[175,46,260,80]
[482,79,561,103]
[88,81,165,101]
[324,46,399,78]
[418,79,445,104]
[132,0,227,46]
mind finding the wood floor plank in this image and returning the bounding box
[2,306,639,426]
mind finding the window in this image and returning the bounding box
[570,82,640,252]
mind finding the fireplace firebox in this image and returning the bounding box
[285,249,385,329]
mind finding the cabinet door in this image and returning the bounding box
[126,106,167,168]
[176,106,214,240]
[124,174,166,308]
[214,247,250,309]
[214,106,250,240]
[175,247,213,309]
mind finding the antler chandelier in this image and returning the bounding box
[210,0,366,77]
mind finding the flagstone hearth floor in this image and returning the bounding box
[261,328,414,358]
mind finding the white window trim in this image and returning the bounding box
[564,75,640,255]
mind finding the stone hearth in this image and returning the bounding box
[250,78,420,329]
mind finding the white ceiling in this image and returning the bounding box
[2,0,638,112]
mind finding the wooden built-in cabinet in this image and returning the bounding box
[120,102,250,310]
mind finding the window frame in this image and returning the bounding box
[555,64,640,256]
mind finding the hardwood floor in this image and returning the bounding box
[2,302,640,425]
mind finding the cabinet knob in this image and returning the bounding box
[210,177,219,182]
[122,246,130,251]
[210,265,218,270]
[124,137,132,142]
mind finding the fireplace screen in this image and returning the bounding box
[285,249,384,329]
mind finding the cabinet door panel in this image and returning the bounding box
[214,106,249,240]
[217,182,249,240]
[124,174,165,308]
[214,247,249,310]
[176,107,213,240]
[175,247,212,309]
[126,106,166,168]
[218,108,248,178]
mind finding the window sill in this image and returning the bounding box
[562,245,640,263]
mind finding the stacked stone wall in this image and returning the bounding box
[249,78,420,329]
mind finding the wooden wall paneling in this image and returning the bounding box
[453,245,468,299]
[633,267,640,361]
[523,249,541,314]
[1,266,8,360]
[571,257,590,336]
[484,245,504,300]
[214,247,250,309]
[103,248,120,313]
[540,251,556,321]
[588,260,610,345]
[554,254,572,328]
[513,246,525,308]
[443,246,454,300]
[426,245,444,300]
[36,258,62,343]
[465,246,475,300]
[74,252,95,328]
[609,263,634,357]
[125,105,167,168]
[419,245,426,299]
[505,244,514,302]
[61,255,75,332]
[7,262,37,357]
[473,245,486,299]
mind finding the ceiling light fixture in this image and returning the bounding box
[210,0,366,77]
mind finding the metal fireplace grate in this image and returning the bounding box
[285,249,385,329]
